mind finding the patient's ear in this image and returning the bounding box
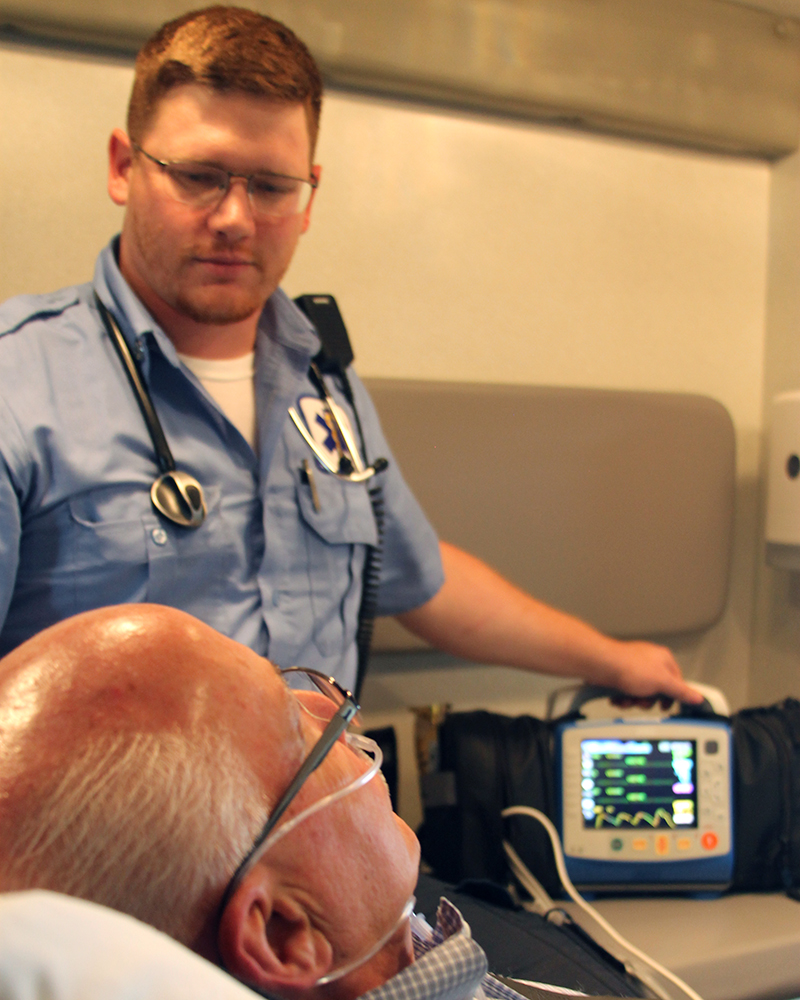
[218,873,333,992]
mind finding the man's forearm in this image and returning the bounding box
[396,540,702,703]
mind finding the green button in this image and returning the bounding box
[611,838,623,851]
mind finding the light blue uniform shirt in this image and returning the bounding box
[0,241,443,689]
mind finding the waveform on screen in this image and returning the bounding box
[592,807,675,829]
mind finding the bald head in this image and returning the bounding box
[0,605,420,1000]
[0,605,289,945]
[0,603,270,736]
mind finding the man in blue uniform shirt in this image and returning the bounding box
[0,6,699,703]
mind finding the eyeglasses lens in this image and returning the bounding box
[164,163,313,217]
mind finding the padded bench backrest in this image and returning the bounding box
[364,379,735,646]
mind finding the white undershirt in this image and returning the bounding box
[178,352,257,450]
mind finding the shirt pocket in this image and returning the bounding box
[3,489,149,650]
[295,465,379,545]
[266,461,378,662]
[25,486,152,620]
[67,483,244,613]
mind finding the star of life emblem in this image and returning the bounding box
[296,395,360,472]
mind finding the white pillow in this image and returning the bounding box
[0,890,255,1000]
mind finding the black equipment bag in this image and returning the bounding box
[730,698,800,895]
[420,699,800,898]
[419,710,561,897]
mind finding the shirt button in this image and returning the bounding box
[133,340,145,362]
[150,527,168,546]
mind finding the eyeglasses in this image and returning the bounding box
[132,143,317,219]
[219,667,380,911]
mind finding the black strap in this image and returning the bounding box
[294,293,383,699]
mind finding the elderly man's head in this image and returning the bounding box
[0,606,419,999]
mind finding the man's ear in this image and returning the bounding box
[217,873,333,992]
[300,165,321,234]
[108,128,134,207]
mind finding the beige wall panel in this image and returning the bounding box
[0,46,127,298]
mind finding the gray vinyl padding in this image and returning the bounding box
[365,379,735,645]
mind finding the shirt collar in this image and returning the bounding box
[259,286,320,357]
[357,899,489,1000]
[93,237,164,355]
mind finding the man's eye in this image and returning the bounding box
[251,175,297,198]
[170,166,225,191]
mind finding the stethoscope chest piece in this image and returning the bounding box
[151,471,206,528]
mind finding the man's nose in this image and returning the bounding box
[208,177,256,236]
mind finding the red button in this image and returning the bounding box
[701,831,718,850]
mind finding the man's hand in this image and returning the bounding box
[600,638,704,706]
[398,541,703,704]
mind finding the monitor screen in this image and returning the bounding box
[580,738,698,830]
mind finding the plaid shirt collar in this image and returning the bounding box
[357,898,528,1000]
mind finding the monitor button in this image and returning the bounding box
[655,834,669,855]
[701,831,719,850]
[632,838,648,851]
[611,837,624,852]
[677,837,692,851]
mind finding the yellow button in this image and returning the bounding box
[632,838,648,851]
[677,838,692,851]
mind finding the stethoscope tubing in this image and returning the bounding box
[95,294,176,475]
[94,294,206,528]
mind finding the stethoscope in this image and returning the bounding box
[95,295,207,529]
[288,362,387,482]
[97,298,385,531]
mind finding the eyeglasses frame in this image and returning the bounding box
[131,142,318,217]
[218,668,360,914]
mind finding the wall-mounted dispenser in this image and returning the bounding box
[766,390,800,570]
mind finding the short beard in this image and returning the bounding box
[173,288,263,326]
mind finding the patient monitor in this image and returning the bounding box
[554,687,734,893]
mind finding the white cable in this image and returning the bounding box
[503,839,565,922]
[501,806,705,1000]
